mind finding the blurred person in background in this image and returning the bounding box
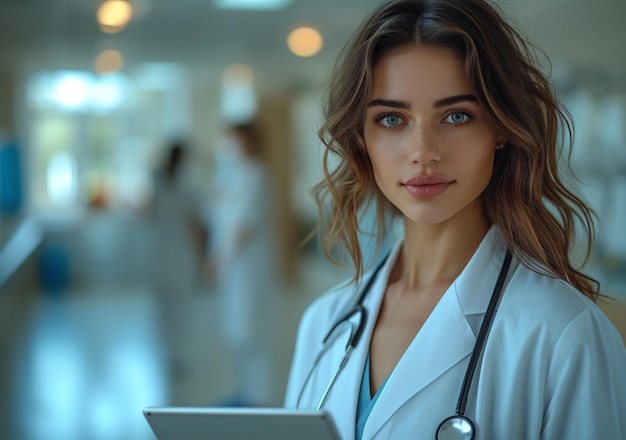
[206,123,279,406]
[149,140,207,400]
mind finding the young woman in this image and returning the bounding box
[284,0,626,439]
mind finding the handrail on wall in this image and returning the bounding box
[0,217,43,287]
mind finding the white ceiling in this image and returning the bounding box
[0,0,624,92]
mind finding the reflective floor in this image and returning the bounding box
[1,256,348,440]
[14,289,166,440]
[1,243,624,440]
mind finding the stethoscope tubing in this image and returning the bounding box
[455,250,512,416]
[316,345,354,410]
[295,257,387,410]
[298,247,513,439]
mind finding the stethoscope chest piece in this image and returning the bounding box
[436,415,475,440]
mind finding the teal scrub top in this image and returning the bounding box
[356,355,389,440]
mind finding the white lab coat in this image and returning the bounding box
[151,168,202,369]
[211,155,277,350]
[285,227,626,440]
[210,151,279,404]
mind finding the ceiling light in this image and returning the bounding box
[97,0,133,30]
[222,63,255,87]
[287,26,323,57]
[221,64,257,124]
[213,0,292,11]
[94,49,124,75]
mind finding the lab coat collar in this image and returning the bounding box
[363,225,510,438]
[321,241,401,440]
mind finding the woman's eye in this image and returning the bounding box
[445,112,471,124]
[377,114,403,127]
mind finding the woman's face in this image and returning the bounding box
[362,45,503,226]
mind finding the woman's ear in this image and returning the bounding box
[496,137,507,150]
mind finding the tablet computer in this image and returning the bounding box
[143,407,342,440]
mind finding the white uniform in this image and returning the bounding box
[151,169,201,371]
[210,150,279,405]
[285,227,626,440]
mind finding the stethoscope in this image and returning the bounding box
[296,249,513,440]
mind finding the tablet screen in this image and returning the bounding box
[144,407,342,440]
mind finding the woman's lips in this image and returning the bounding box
[402,175,453,199]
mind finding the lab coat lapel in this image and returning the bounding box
[321,245,401,440]
[365,282,476,435]
[365,227,508,437]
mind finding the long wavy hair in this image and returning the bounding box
[313,0,600,300]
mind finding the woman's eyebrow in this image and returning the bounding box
[367,98,410,109]
[367,94,478,109]
[433,94,477,108]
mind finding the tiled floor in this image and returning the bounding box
[1,254,350,440]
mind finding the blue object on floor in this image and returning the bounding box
[38,242,70,296]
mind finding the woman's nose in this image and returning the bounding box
[407,123,440,164]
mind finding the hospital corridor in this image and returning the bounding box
[0,216,350,440]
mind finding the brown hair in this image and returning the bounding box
[313,0,600,300]
[229,123,264,158]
